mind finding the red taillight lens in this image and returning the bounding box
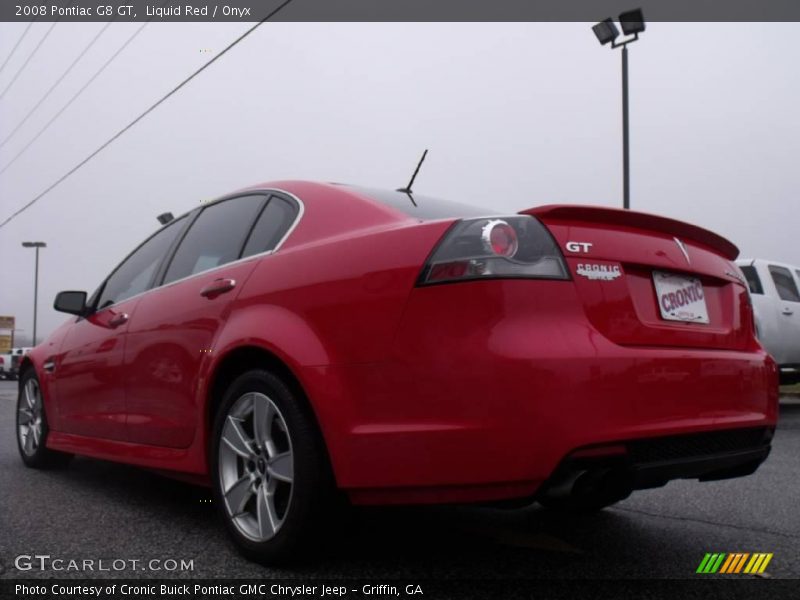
[483,220,518,257]
[419,215,569,285]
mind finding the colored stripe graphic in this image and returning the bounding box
[719,554,736,574]
[698,553,773,574]
[697,553,727,573]
[744,553,774,574]
[744,554,760,573]
[733,553,749,573]
[696,554,713,573]
[710,553,726,573]
[759,554,774,573]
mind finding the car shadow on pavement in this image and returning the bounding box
[27,455,655,577]
[10,453,779,579]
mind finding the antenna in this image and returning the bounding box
[397,149,428,195]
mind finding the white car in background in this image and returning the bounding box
[737,259,800,384]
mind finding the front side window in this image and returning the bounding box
[769,265,800,302]
[96,217,186,309]
[162,195,266,284]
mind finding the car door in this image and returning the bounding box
[766,264,800,365]
[54,217,188,440]
[123,193,298,448]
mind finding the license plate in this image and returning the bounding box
[652,271,709,324]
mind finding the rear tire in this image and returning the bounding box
[16,370,73,469]
[211,369,335,564]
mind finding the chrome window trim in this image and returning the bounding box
[94,188,305,313]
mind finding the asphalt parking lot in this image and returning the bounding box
[1,379,798,581]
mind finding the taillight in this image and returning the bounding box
[418,215,569,285]
[482,219,518,257]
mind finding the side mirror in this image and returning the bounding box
[54,291,88,316]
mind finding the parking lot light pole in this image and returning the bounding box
[592,9,646,210]
[21,241,46,346]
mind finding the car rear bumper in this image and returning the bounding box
[307,348,778,505]
[302,281,779,505]
[548,426,772,490]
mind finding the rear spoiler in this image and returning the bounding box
[521,205,739,260]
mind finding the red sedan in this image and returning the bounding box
[17,181,777,562]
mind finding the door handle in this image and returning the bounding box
[200,278,236,299]
[782,308,794,316]
[109,313,129,328]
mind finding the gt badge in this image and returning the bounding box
[576,263,622,281]
[566,241,593,253]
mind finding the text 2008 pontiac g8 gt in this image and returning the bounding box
[17,182,777,562]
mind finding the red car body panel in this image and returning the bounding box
[20,181,779,504]
[54,299,139,441]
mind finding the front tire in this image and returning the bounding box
[16,371,72,469]
[211,369,334,564]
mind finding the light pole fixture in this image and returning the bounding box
[21,241,46,346]
[592,8,646,210]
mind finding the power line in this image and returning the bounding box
[0,0,296,230]
[0,19,152,177]
[0,21,36,78]
[0,22,114,151]
[0,21,58,102]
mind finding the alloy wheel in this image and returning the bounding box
[218,392,294,542]
[18,378,43,456]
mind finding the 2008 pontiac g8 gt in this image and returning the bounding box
[16,181,778,562]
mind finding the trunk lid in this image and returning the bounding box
[522,205,755,351]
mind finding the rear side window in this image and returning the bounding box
[97,216,187,309]
[163,195,266,284]
[739,266,763,295]
[768,265,800,302]
[241,196,298,258]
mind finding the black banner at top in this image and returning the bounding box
[2,0,800,23]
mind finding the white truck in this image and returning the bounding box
[0,347,32,381]
[737,259,800,384]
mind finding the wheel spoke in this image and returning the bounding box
[222,416,254,459]
[18,407,33,425]
[31,423,40,447]
[224,474,254,516]
[252,394,274,449]
[24,383,35,410]
[267,451,293,483]
[24,428,35,453]
[256,483,277,539]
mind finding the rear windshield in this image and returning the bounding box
[352,187,492,220]
[739,265,763,295]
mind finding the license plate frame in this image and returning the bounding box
[652,271,710,324]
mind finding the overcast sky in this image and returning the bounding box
[0,22,798,343]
